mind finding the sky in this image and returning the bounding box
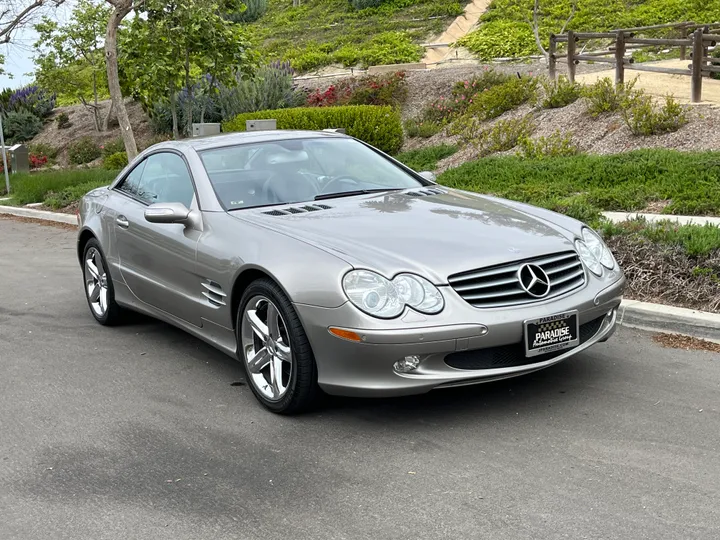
[0,1,75,89]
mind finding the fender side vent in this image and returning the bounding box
[201,280,227,307]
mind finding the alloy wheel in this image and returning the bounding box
[241,296,293,401]
[84,247,108,317]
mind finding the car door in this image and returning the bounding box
[112,151,203,326]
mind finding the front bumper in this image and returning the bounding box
[295,274,626,397]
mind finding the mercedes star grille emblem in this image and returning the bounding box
[517,264,551,298]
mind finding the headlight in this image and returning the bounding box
[575,227,616,276]
[342,270,444,318]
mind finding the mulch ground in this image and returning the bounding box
[653,333,720,354]
[0,213,78,231]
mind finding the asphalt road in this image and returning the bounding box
[1,217,719,540]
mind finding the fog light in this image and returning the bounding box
[394,355,421,373]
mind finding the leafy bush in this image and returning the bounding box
[216,62,306,123]
[463,76,537,121]
[456,21,536,60]
[29,142,58,160]
[394,144,458,171]
[103,151,128,170]
[44,180,112,209]
[100,138,125,157]
[622,94,689,136]
[518,131,579,159]
[357,31,423,68]
[479,116,536,155]
[404,118,442,138]
[223,105,404,154]
[583,77,640,117]
[437,149,720,218]
[307,71,407,108]
[29,154,48,169]
[351,0,385,8]
[228,0,267,22]
[6,85,55,118]
[68,137,102,165]
[539,76,582,109]
[10,169,118,205]
[56,112,71,129]
[3,111,43,143]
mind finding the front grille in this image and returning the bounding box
[448,251,586,308]
[445,315,606,370]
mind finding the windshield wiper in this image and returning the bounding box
[314,188,402,201]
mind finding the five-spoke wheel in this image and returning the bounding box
[82,239,122,325]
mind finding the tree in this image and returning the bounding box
[508,0,577,61]
[121,0,254,139]
[33,0,111,131]
[0,0,67,75]
[105,0,140,159]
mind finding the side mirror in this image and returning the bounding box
[144,202,191,225]
[418,171,437,183]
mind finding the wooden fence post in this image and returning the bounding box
[615,31,625,85]
[691,28,704,103]
[567,30,576,83]
[549,34,557,80]
[679,26,688,60]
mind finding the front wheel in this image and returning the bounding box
[238,279,319,414]
[83,239,123,326]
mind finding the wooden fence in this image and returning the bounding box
[549,22,720,103]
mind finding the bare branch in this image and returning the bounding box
[530,0,548,60]
[560,0,578,35]
[0,0,66,44]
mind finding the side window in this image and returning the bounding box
[135,152,195,208]
[117,161,146,197]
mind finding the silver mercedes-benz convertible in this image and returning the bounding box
[77,130,626,413]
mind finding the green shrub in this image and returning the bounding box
[351,0,385,9]
[394,144,458,171]
[583,77,640,117]
[358,31,423,67]
[56,111,71,129]
[223,105,404,154]
[44,180,112,209]
[519,131,579,159]
[404,118,442,138]
[479,116,536,155]
[539,76,582,109]
[228,0,267,22]
[603,219,720,257]
[101,138,125,157]
[10,169,118,205]
[68,137,102,165]
[103,151,128,170]
[463,76,537,121]
[622,94,688,136]
[452,69,513,98]
[28,142,58,160]
[456,21,536,60]
[3,111,43,143]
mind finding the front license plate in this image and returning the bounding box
[524,310,580,358]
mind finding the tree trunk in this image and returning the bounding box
[184,48,192,138]
[102,99,114,132]
[105,1,138,159]
[92,70,101,131]
[170,86,179,140]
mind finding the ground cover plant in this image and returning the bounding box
[9,169,118,206]
[394,144,458,171]
[438,149,720,222]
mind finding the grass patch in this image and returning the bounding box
[249,0,464,72]
[437,149,720,220]
[10,169,119,206]
[44,180,111,210]
[395,144,458,171]
[601,219,720,257]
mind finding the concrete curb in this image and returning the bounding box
[618,300,720,344]
[0,205,77,225]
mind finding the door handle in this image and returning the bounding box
[116,215,129,229]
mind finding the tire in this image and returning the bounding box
[82,239,123,326]
[237,278,319,414]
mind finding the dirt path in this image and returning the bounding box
[575,59,720,105]
[422,0,491,65]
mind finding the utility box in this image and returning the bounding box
[8,144,29,174]
[246,119,277,132]
[191,123,221,137]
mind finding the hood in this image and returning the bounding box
[234,189,578,284]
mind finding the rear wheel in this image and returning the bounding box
[83,239,123,325]
[238,279,319,414]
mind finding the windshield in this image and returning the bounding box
[198,137,425,210]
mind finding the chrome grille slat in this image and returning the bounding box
[449,250,586,308]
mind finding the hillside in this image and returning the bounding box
[246,0,468,73]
